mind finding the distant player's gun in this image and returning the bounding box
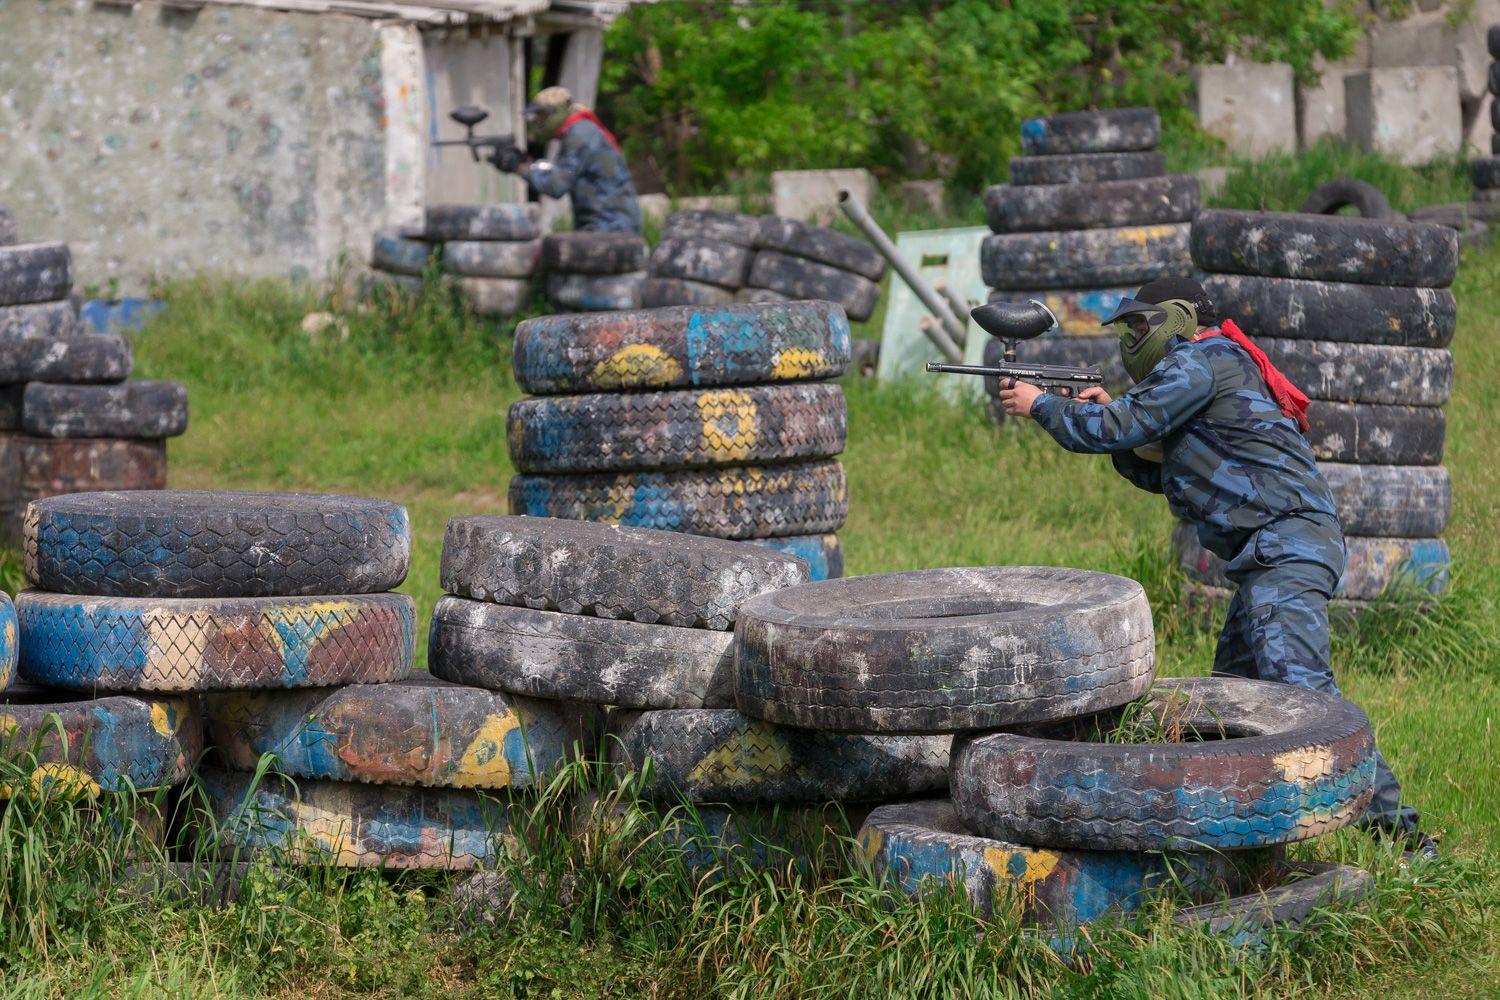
[925,300,1103,398]
[433,105,520,169]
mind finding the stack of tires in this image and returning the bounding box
[543,232,650,312]
[506,300,851,581]
[979,108,1198,417]
[368,204,542,319]
[0,233,187,546]
[641,210,761,308]
[1185,210,1458,610]
[743,216,887,324]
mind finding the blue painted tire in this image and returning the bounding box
[750,533,842,581]
[545,270,644,312]
[424,203,539,242]
[370,230,433,276]
[1020,108,1160,156]
[0,592,15,690]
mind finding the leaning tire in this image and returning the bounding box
[541,233,649,274]
[1007,151,1166,187]
[984,175,1199,234]
[442,239,541,278]
[23,381,188,439]
[749,533,843,582]
[1191,210,1458,287]
[424,203,540,242]
[746,251,880,323]
[1198,274,1455,348]
[981,223,1191,290]
[23,490,412,598]
[0,334,132,384]
[648,238,754,289]
[1318,463,1451,537]
[952,676,1377,851]
[545,270,644,311]
[1298,178,1396,219]
[1256,339,1452,406]
[735,566,1155,733]
[1020,108,1161,156]
[439,515,809,630]
[986,287,1134,337]
[1305,402,1445,465]
[638,277,735,308]
[754,217,887,282]
[1174,862,1371,939]
[0,243,72,307]
[0,300,80,339]
[662,209,760,248]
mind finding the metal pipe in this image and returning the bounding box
[837,190,964,363]
[932,279,971,348]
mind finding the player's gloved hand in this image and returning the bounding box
[491,144,526,174]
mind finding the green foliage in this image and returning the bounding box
[1207,142,1472,213]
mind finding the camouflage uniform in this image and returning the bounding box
[1030,333,1418,835]
[523,118,642,234]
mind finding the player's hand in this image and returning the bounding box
[1077,386,1112,404]
[491,144,525,174]
[999,380,1043,419]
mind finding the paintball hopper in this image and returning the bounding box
[434,105,517,163]
[970,300,1057,341]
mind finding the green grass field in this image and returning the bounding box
[2,147,1497,997]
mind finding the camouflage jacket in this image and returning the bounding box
[523,118,642,234]
[1030,334,1339,561]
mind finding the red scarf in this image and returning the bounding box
[558,109,623,152]
[1194,319,1311,432]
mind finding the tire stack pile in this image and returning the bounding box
[1184,210,1458,610]
[979,108,1198,420]
[743,216,887,324]
[543,232,650,312]
[367,204,542,319]
[506,300,851,581]
[0,231,188,546]
[640,210,761,308]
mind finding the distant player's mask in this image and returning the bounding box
[525,86,574,146]
[1105,296,1198,383]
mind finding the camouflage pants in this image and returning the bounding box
[1213,512,1419,836]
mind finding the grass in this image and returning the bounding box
[1,147,1497,996]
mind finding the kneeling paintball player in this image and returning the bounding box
[997,276,1433,856]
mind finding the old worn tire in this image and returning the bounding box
[204,674,591,789]
[442,239,541,278]
[507,382,847,474]
[639,277,735,308]
[424,203,540,242]
[751,533,842,582]
[859,799,1282,926]
[1,436,166,510]
[0,300,79,339]
[17,590,415,691]
[1174,862,1371,938]
[428,595,735,709]
[202,768,509,870]
[663,209,760,248]
[1305,401,1444,465]
[545,270,644,311]
[24,490,412,598]
[746,251,881,322]
[754,217,887,282]
[1257,339,1452,406]
[735,566,1155,733]
[0,592,15,689]
[0,334,132,384]
[986,287,1134,337]
[371,229,433,276]
[514,301,851,393]
[1406,203,1495,250]
[457,277,533,317]
[439,515,809,630]
[649,238,754,289]
[0,243,72,307]
[953,676,1376,851]
[0,685,200,791]
[22,381,186,439]
[982,223,1191,290]
[984,175,1199,234]
[1191,210,1458,287]
[542,232,649,274]
[1020,108,1161,156]
[608,709,949,803]
[1298,178,1396,219]
[1198,274,1455,347]
[509,460,848,540]
[1318,463,1451,537]
[1007,151,1166,187]
[1473,157,1500,190]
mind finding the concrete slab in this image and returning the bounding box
[1368,5,1495,101]
[1194,63,1297,158]
[1298,68,1355,148]
[1346,67,1463,165]
[771,169,875,225]
[1466,92,1494,157]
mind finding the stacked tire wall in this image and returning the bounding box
[1190,209,1459,609]
[642,210,760,308]
[368,204,542,318]
[543,232,650,312]
[744,215,887,323]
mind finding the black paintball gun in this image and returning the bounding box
[433,105,522,171]
[925,300,1103,398]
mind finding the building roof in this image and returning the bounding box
[176,0,635,25]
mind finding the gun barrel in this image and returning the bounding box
[925,361,1103,382]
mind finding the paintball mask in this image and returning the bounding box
[1105,296,1198,383]
[524,86,574,146]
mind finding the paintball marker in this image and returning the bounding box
[433,105,521,170]
[925,300,1103,398]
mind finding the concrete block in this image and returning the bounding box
[1194,63,1297,158]
[771,169,875,225]
[637,193,672,223]
[1346,67,1463,165]
[902,180,946,215]
[1368,7,1493,101]
[1466,92,1494,157]
[1298,69,1352,148]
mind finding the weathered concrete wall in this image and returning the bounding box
[1194,62,1296,158]
[0,0,390,295]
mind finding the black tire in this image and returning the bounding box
[648,238,754,289]
[0,300,80,339]
[1491,61,1500,97]
[17,591,416,691]
[982,334,1132,399]
[746,251,880,323]
[22,381,188,439]
[0,684,200,791]
[24,490,412,598]
[1007,151,1166,187]
[541,233,649,274]
[736,288,789,304]
[1490,24,1500,59]
[1318,463,1451,537]
[1298,178,1396,219]
[1492,134,1500,156]
[1191,210,1459,288]
[371,229,433,276]
[442,239,541,278]
[0,243,72,307]
[987,287,1134,337]
[639,277,735,308]
[662,209,760,248]
[749,533,842,582]
[984,175,1200,234]
[735,566,1155,733]
[545,270,644,311]
[1174,862,1371,937]
[1199,274,1456,348]
[607,709,950,803]
[1020,108,1161,156]
[1257,339,1451,406]
[951,676,1376,851]
[1406,205,1493,250]
[439,514,809,630]
[982,223,1191,290]
[754,217,887,282]
[507,382,847,474]
[428,595,735,709]
[457,276,533,317]
[1306,401,1444,465]
[204,674,593,789]
[509,460,848,540]
[1472,157,1500,191]
[424,203,540,242]
[514,300,850,394]
[0,334,132,384]
[1492,98,1500,131]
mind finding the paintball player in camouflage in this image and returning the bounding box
[490,86,642,235]
[998,276,1431,854]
